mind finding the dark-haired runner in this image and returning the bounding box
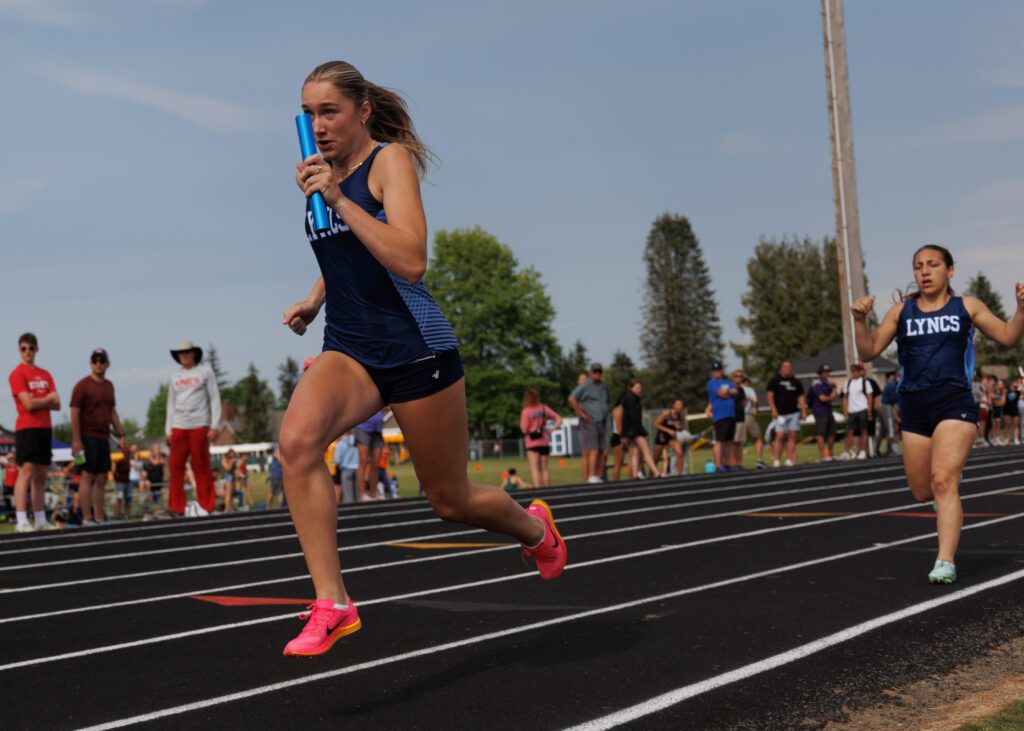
[851,245,1024,583]
[279,61,566,656]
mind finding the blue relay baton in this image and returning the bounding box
[295,113,331,233]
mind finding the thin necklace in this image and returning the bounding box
[341,139,378,178]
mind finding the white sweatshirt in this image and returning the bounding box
[165,363,222,434]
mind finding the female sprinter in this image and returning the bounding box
[278,61,566,656]
[851,245,1023,584]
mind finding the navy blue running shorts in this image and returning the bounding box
[359,349,464,405]
[899,384,978,438]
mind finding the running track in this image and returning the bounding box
[3,448,1024,730]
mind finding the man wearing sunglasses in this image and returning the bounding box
[569,362,610,484]
[8,333,60,532]
[70,348,127,525]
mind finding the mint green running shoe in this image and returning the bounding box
[928,560,956,585]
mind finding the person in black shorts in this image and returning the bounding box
[652,399,687,476]
[278,61,566,656]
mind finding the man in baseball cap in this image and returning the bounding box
[70,348,127,525]
[165,339,221,516]
[809,364,838,461]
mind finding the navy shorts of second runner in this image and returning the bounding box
[899,384,978,438]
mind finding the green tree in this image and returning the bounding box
[966,273,1024,369]
[206,344,230,394]
[121,418,143,446]
[277,356,301,407]
[53,418,72,445]
[734,236,845,384]
[640,214,724,407]
[235,363,276,442]
[144,383,169,438]
[604,350,638,405]
[554,340,590,404]
[424,226,561,436]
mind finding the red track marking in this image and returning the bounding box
[190,595,311,607]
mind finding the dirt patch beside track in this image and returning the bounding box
[823,634,1024,730]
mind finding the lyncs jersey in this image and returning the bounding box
[305,143,458,369]
[896,296,975,393]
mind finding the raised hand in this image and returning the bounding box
[851,295,876,322]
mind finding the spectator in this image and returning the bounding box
[220,449,239,512]
[354,411,385,501]
[991,377,1007,445]
[609,395,627,481]
[165,340,221,517]
[70,348,127,526]
[621,380,662,478]
[520,388,562,488]
[1008,376,1023,446]
[865,370,883,456]
[652,399,687,476]
[741,377,766,468]
[569,363,610,484]
[112,447,133,520]
[877,371,902,456]
[707,361,737,472]
[332,432,360,505]
[809,364,838,462]
[502,467,528,491]
[730,369,751,469]
[2,451,17,522]
[976,373,993,446]
[840,363,875,460]
[142,447,165,511]
[9,333,60,532]
[237,454,251,509]
[766,359,807,467]
[267,446,286,509]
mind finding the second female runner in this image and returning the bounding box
[851,244,1023,584]
[278,61,567,656]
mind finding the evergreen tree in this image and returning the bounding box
[206,344,230,393]
[640,214,723,407]
[604,350,638,405]
[424,226,561,436]
[144,383,169,437]
[734,236,845,384]
[554,340,590,404]
[966,273,1024,368]
[277,356,301,407]
[235,363,275,442]
[121,418,143,446]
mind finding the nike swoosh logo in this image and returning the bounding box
[549,529,560,550]
[327,619,347,633]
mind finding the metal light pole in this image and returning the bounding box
[822,0,869,372]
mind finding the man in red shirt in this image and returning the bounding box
[70,348,127,526]
[8,333,60,532]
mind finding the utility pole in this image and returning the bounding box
[821,0,868,372]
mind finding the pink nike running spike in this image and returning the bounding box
[283,599,361,657]
[522,499,567,579]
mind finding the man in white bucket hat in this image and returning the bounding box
[165,340,221,516]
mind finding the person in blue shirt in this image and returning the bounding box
[877,371,902,457]
[277,61,567,657]
[707,361,737,472]
[851,244,1024,584]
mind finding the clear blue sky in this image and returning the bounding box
[1,0,1021,425]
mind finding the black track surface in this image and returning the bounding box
[4,448,1024,730]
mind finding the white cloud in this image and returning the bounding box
[36,65,266,133]
[0,176,47,216]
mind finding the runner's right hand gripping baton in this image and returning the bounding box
[295,113,331,233]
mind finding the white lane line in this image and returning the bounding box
[5,469,1022,595]
[0,459,921,555]
[6,450,1016,552]
[564,565,1024,730]
[4,489,1022,669]
[71,516,1024,730]
[6,462,1022,575]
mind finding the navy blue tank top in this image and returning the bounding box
[895,296,975,393]
[304,143,458,369]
